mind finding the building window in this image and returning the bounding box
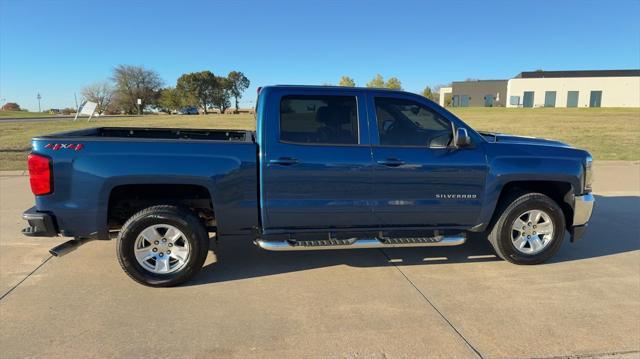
[589,91,602,108]
[544,91,557,107]
[567,91,579,107]
[509,96,521,106]
[523,91,534,108]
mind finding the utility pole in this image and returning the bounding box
[37,92,42,112]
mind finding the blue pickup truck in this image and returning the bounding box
[22,85,594,286]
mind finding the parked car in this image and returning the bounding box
[179,106,199,115]
[22,85,594,286]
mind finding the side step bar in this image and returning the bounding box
[255,235,466,251]
[49,238,92,257]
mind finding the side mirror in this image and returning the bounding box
[455,127,471,147]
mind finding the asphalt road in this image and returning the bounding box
[0,162,638,358]
[0,115,140,123]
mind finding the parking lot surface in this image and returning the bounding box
[1,162,638,358]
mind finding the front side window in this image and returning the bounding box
[280,95,358,144]
[375,97,452,147]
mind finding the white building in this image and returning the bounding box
[506,70,640,108]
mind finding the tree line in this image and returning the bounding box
[336,74,448,103]
[82,65,250,115]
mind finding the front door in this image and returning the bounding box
[261,89,375,231]
[484,95,494,107]
[567,91,579,107]
[544,91,556,107]
[368,95,487,228]
[523,91,534,107]
[589,91,602,107]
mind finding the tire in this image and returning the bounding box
[487,192,565,265]
[116,205,210,287]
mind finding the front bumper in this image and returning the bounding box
[570,193,595,241]
[22,206,58,237]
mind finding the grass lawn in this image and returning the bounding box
[0,110,65,118]
[0,108,638,170]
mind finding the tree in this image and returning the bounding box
[176,71,219,114]
[81,81,114,114]
[157,87,184,113]
[227,71,250,111]
[385,77,402,89]
[422,86,435,100]
[1,102,20,111]
[212,76,232,114]
[112,65,163,114]
[366,74,385,88]
[338,76,356,87]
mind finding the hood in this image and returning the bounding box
[479,131,570,148]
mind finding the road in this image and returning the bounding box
[0,115,141,123]
[0,162,638,358]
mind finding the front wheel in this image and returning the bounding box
[488,192,566,265]
[116,205,210,287]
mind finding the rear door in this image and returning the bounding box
[260,87,375,232]
[368,94,487,228]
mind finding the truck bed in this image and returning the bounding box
[39,127,255,142]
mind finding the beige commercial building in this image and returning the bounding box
[506,70,640,108]
[451,80,508,107]
[448,69,640,108]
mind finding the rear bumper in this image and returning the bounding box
[570,193,595,241]
[22,206,58,237]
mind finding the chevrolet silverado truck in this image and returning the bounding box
[22,85,595,286]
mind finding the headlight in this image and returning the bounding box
[584,154,593,192]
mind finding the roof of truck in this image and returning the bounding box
[267,84,406,92]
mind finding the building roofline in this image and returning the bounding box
[452,79,508,84]
[515,69,640,79]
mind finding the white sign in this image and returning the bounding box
[73,101,98,121]
[137,98,142,105]
[80,101,97,116]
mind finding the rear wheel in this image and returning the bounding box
[116,205,209,287]
[488,192,565,265]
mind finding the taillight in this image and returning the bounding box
[28,153,52,195]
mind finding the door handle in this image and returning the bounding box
[377,158,405,167]
[269,157,299,166]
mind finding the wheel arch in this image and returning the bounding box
[491,180,575,231]
[106,183,216,235]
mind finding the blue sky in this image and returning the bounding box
[1,0,639,111]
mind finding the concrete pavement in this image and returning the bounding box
[0,162,638,358]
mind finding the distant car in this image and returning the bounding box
[179,107,199,115]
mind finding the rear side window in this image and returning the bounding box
[280,95,358,145]
[375,97,452,147]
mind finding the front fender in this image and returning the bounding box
[476,143,587,230]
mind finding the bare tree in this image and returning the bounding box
[112,65,163,114]
[81,81,114,114]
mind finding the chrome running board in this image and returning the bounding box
[255,235,466,251]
